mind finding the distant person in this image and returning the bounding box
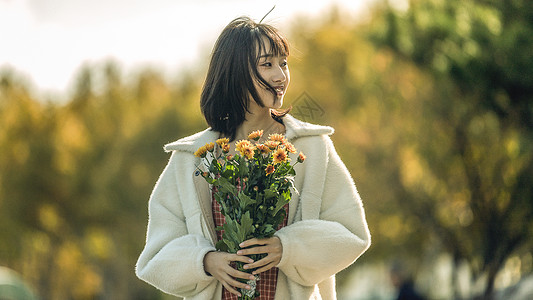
[135,14,371,300]
[390,262,426,300]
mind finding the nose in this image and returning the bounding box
[272,66,287,83]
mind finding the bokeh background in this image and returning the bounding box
[1,0,532,299]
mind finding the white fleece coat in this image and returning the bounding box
[136,115,371,299]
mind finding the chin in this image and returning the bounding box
[270,97,284,109]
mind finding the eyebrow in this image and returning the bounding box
[258,54,287,59]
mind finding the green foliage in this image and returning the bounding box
[367,0,533,296]
[287,2,533,297]
[0,62,205,299]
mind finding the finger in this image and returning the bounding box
[222,282,242,297]
[227,253,254,264]
[237,246,269,256]
[243,253,279,270]
[225,275,252,291]
[252,262,277,275]
[240,238,268,248]
[226,265,256,281]
[220,271,251,292]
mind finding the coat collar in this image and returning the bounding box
[163,114,334,153]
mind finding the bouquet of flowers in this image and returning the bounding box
[194,130,305,299]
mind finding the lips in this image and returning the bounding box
[274,86,285,96]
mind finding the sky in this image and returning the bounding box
[0,0,375,96]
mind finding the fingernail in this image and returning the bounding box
[245,285,251,290]
[249,275,255,280]
[248,259,254,263]
[243,265,249,269]
[239,243,244,247]
[237,251,242,255]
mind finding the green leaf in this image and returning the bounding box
[209,159,220,173]
[216,240,229,252]
[288,167,296,176]
[217,177,237,195]
[204,176,216,185]
[264,188,277,200]
[239,211,254,237]
[238,192,256,210]
[262,224,275,237]
[273,194,288,215]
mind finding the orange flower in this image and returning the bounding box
[222,143,230,153]
[298,151,306,163]
[284,141,297,154]
[264,140,280,150]
[255,143,271,154]
[265,164,275,175]
[216,138,229,146]
[205,142,215,152]
[268,133,287,144]
[235,140,252,152]
[248,130,263,141]
[226,154,234,161]
[272,147,288,164]
[240,145,255,159]
[194,145,208,158]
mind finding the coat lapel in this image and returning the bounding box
[165,128,220,245]
[193,162,217,244]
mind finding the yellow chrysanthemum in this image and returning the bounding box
[272,147,288,164]
[269,133,286,144]
[205,142,215,152]
[235,140,253,152]
[284,141,297,154]
[248,130,263,141]
[255,143,271,154]
[194,146,208,158]
[216,138,229,146]
[298,151,306,163]
[265,164,275,175]
[264,140,280,150]
[222,143,230,153]
[240,144,255,159]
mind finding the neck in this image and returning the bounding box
[233,106,283,142]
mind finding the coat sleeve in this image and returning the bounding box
[135,151,216,297]
[275,135,371,286]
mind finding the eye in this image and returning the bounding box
[261,62,272,67]
[281,61,288,67]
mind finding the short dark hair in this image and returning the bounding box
[200,16,290,141]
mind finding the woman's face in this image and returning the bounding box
[253,37,290,109]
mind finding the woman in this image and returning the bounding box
[136,16,371,299]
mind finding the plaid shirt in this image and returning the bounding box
[212,190,288,300]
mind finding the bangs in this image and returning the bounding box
[254,25,290,59]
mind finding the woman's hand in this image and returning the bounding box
[237,236,283,275]
[203,251,256,297]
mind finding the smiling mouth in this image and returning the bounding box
[274,86,285,95]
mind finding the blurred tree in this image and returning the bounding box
[369,0,533,297]
[0,62,206,299]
